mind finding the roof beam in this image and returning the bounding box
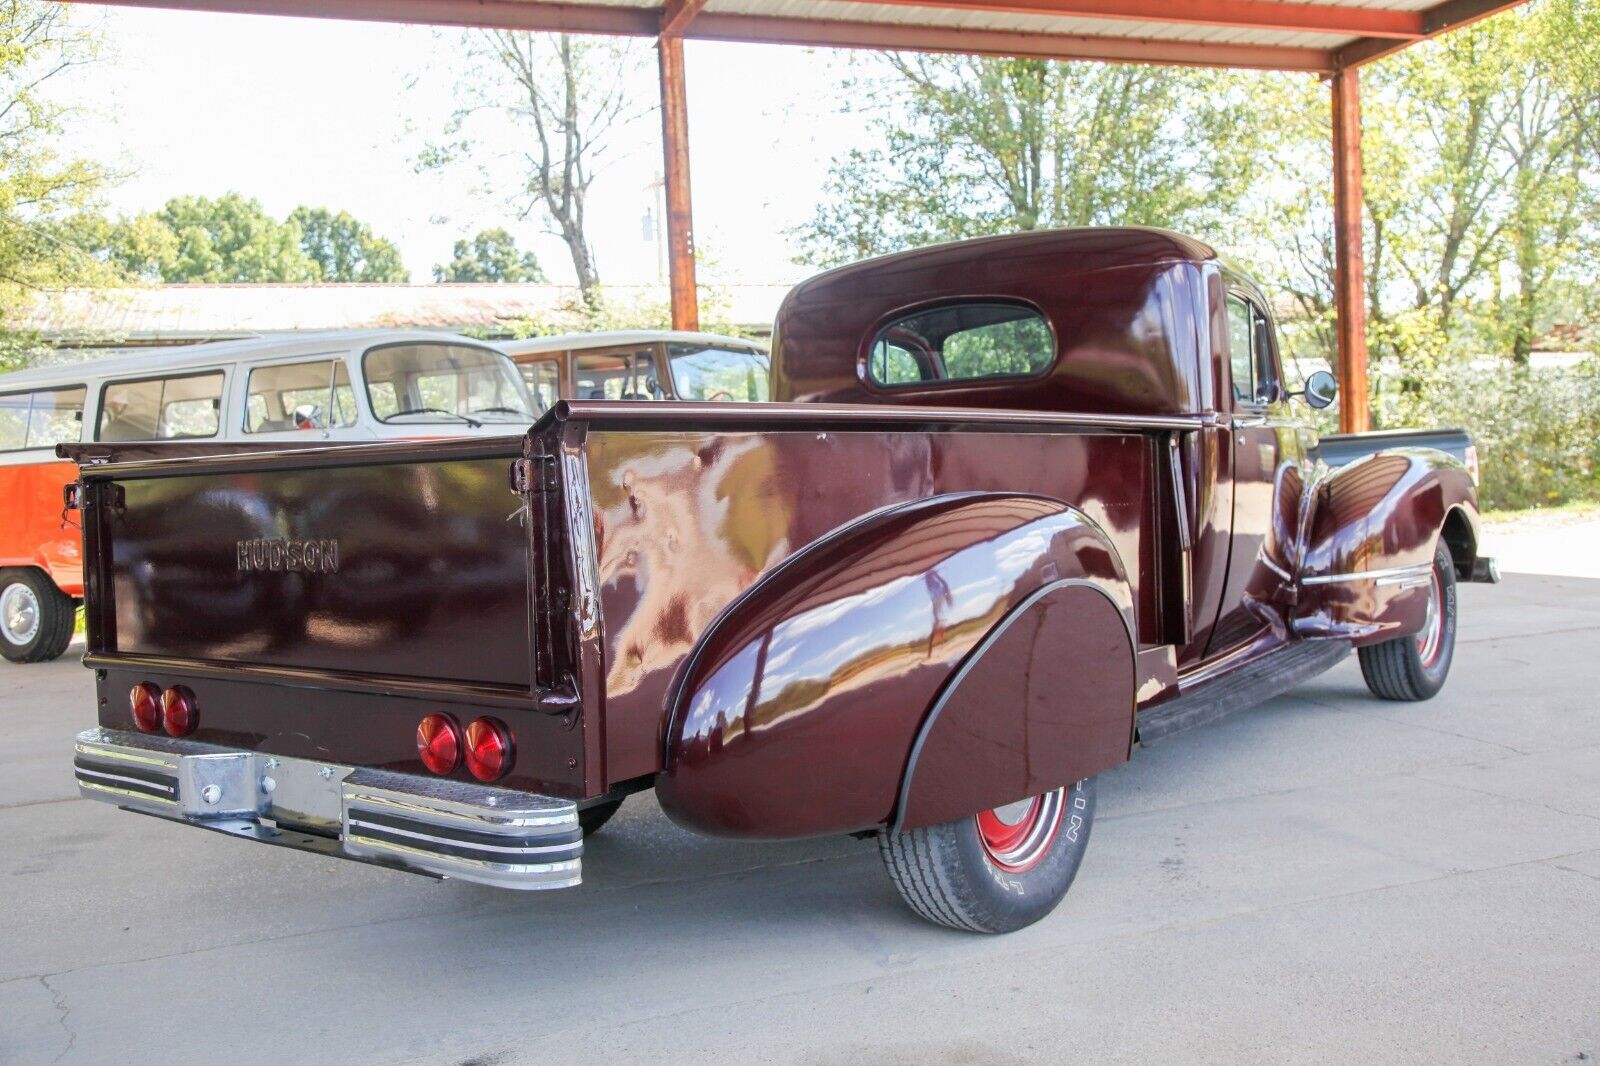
[846,0,1424,40]
[689,13,1334,70]
[660,0,709,37]
[69,0,1337,70]
[66,0,661,37]
[1337,0,1529,67]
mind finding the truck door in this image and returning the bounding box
[1204,288,1306,658]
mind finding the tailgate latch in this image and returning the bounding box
[510,456,558,495]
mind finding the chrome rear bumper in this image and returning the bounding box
[73,728,581,890]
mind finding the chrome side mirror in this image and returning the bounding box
[1300,370,1338,410]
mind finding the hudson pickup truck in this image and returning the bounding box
[63,229,1496,933]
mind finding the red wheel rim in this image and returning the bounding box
[1415,567,1445,668]
[975,788,1066,873]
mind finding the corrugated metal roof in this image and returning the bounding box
[20,283,791,344]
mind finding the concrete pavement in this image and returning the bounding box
[2,572,1597,1064]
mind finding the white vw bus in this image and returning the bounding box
[0,330,538,663]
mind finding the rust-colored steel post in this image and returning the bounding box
[657,32,700,332]
[1331,64,1369,434]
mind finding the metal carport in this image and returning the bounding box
[63,0,1530,431]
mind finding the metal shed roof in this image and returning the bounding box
[93,0,1524,72]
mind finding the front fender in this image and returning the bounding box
[655,492,1135,840]
[1295,448,1478,646]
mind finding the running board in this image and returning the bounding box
[1136,640,1351,744]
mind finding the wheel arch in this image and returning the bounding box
[892,576,1136,833]
[655,491,1138,840]
[1295,448,1478,645]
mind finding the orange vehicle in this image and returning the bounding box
[0,330,538,662]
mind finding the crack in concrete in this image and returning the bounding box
[1410,771,1600,825]
[39,974,75,1065]
[0,795,82,812]
[1460,623,1600,646]
[1551,862,1600,884]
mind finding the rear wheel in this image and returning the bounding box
[1358,542,1457,701]
[0,568,76,664]
[879,778,1096,933]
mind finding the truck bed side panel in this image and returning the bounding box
[581,427,1158,784]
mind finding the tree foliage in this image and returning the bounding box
[68,195,411,284]
[0,1,114,366]
[433,227,545,283]
[795,56,1257,266]
[290,206,408,282]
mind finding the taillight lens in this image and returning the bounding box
[416,713,462,775]
[130,682,162,732]
[464,717,513,782]
[1465,443,1481,486]
[161,685,198,737]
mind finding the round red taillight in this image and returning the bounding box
[130,682,162,733]
[161,686,197,737]
[464,717,513,782]
[416,713,462,775]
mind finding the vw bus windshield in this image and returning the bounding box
[363,343,535,425]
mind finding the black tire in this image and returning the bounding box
[0,568,76,664]
[879,778,1096,933]
[1358,541,1457,702]
[578,797,624,836]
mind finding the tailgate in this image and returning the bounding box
[75,438,538,690]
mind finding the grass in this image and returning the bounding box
[1480,498,1600,527]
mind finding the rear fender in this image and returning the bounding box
[655,492,1137,840]
[1295,448,1478,646]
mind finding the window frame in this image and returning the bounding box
[1224,289,1284,411]
[240,352,359,435]
[96,368,228,443]
[859,298,1058,394]
[0,384,88,453]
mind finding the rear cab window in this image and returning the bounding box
[0,386,87,452]
[98,372,224,441]
[867,303,1054,388]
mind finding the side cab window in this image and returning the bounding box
[1225,293,1282,408]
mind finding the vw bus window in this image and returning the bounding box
[99,372,224,441]
[246,359,357,433]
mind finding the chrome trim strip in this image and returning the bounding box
[74,765,176,794]
[342,788,571,832]
[1300,561,1433,586]
[78,778,179,807]
[344,816,581,856]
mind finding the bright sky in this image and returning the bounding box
[49,6,875,286]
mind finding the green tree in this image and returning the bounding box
[433,227,546,282]
[150,193,317,283]
[0,2,114,366]
[794,56,1257,267]
[289,206,409,283]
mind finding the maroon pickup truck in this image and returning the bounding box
[63,228,1494,933]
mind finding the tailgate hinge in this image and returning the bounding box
[510,456,559,495]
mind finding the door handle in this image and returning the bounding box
[1231,415,1268,429]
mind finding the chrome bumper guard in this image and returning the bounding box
[72,728,582,890]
